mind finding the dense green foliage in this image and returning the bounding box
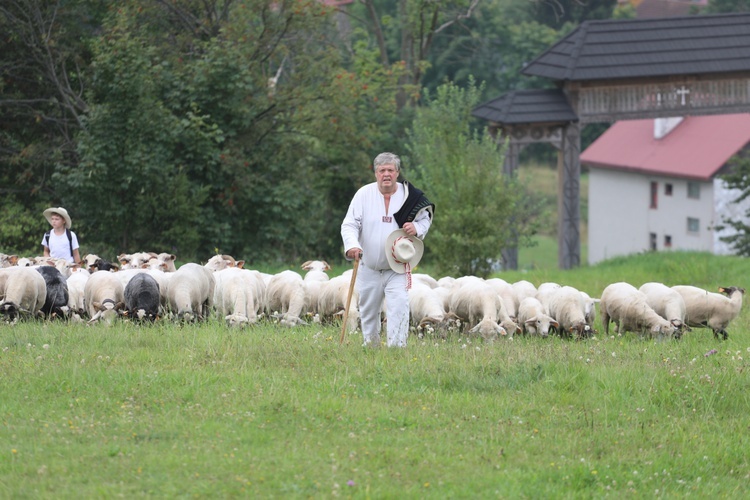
[407,81,544,277]
[2,252,750,497]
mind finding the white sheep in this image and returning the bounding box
[448,277,514,340]
[265,270,308,326]
[412,273,439,289]
[316,270,359,333]
[600,282,678,340]
[0,254,19,268]
[204,254,243,272]
[517,297,559,337]
[639,282,689,336]
[84,270,125,324]
[486,277,518,319]
[512,280,538,309]
[579,291,600,326]
[408,282,458,337]
[167,263,215,322]
[66,268,90,318]
[301,260,332,319]
[671,285,745,340]
[0,267,47,321]
[536,282,561,315]
[212,267,267,327]
[547,285,593,339]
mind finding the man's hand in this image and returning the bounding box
[346,248,363,260]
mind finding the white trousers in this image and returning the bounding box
[356,266,410,347]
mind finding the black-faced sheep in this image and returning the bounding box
[36,265,69,319]
[124,272,161,322]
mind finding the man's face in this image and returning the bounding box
[375,163,398,194]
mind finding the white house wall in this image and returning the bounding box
[588,169,716,264]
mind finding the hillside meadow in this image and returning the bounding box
[1,251,749,498]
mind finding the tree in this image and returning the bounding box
[406,80,544,277]
[716,154,750,256]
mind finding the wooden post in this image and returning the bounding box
[558,122,581,269]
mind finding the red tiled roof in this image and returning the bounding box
[580,114,750,181]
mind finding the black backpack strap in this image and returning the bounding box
[44,230,50,246]
[66,228,74,258]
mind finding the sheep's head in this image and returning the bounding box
[469,319,507,341]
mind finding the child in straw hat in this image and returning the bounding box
[41,207,81,264]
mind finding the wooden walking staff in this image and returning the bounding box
[339,252,361,345]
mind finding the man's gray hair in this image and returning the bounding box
[373,152,401,171]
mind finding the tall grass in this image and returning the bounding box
[2,252,749,498]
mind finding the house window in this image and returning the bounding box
[650,181,658,209]
[687,182,700,199]
[664,235,672,248]
[687,217,700,234]
[665,183,673,196]
[649,232,657,251]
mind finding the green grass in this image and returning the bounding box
[2,251,750,498]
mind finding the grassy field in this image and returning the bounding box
[2,251,749,498]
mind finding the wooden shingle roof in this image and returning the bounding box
[522,12,750,82]
[472,89,578,125]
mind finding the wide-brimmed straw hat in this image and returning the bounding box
[385,229,424,274]
[43,207,72,229]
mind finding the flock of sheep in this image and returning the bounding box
[0,251,744,342]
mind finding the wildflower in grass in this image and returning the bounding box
[43,344,50,349]
[347,480,355,486]
[705,349,718,357]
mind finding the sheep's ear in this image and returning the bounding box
[92,301,103,311]
[323,261,332,271]
[301,261,312,270]
[9,255,18,265]
[525,316,537,325]
[115,302,126,311]
[236,260,245,269]
[551,320,560,328]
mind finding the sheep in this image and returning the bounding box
[265,270,308,326]
[36,265,70,319]
[671,285,745,340]
[408,282,458,337]
[0,267,23,301]
[448,277,514,340]
[118,252,156,270]
[66,268,90,318]
[84,270,125,324]
[156,253,177,272]
[167,263,215,322]
[204,254,243,272]
[580,291,600,326]
[547,285,593,339]
[82,254,119,272]
[412,273,439,289]
[639,282,689,336]
[517,297,559,337]
[512,280,538,307]
[599,282,678,340]
[212,267,267,327]
[0,267,47,322]
[486,277,518,319]
[316,270,359,333]
[0,254,19,268]
[536,282,561,315]
[301,260,332,320]
[124,272,161,322]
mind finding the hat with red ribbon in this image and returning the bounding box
[385,229,424,289]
